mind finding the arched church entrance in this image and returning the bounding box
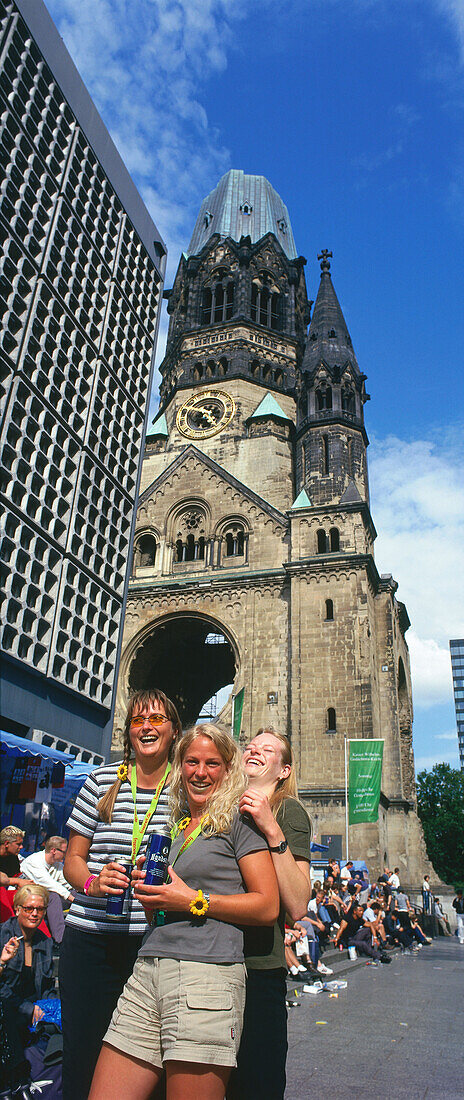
[127,614,237,726]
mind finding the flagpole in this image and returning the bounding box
[344,734,349,861]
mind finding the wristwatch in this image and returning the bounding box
[269,839,288,853]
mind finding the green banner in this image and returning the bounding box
[232,688,244,742]
[348,739,384,824]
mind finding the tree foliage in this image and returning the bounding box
[416,763,464,884]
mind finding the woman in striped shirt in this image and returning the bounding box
[59,688,182,1100]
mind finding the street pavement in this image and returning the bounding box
[285,937,464,1099]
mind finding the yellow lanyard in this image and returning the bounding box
[130,762,171,865]
[170,816,205,867]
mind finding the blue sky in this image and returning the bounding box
[46,0,464,772]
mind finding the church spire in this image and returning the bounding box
[296,252,370,506]
[302,250,359,376]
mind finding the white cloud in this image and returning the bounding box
[415,749,460,771]
[435,731,459,740]
[407,633,454,708]
[369,431,464,709]
[45,0,238,282]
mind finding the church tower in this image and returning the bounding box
[115,170,432,883]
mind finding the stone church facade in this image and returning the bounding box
[115,170,430,880]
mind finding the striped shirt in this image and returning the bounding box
[65,762,170,935]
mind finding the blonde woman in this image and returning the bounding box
[228,728,312,1100]
[0,884,54,1094]
[90,723,279,1100]
[59,688,182,1100]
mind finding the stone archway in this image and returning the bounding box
[127,613,237,726]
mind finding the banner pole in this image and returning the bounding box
[344,734,349,861]
[231,694,235,741]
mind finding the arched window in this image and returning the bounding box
[316,385,332,411]
[325,598,334,621]
[224,526,245,557]
[137,534,157,568]
[329,527,340,552]
[317,529,327,553]
[342,388,355,414]
[201,280,235,325]
[260,286,270,327]
[251,282,281,331]
[214,284,224,323]
[201,287,212,326]
[327,707,336,732]
[218,357,228,376]
[173,507,208,567]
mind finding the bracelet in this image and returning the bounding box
[83,875,97,896]
[189,889,210,918]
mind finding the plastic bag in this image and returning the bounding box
[29,998,62,1031]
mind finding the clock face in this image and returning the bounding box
[176,389,236,439]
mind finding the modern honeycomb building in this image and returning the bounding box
[0,0,166,757]
[450,639,464,771]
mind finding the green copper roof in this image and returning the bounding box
[250,393,292,421]
[151,412,168,437]
[188,170,297,259]
[291,488,312,509]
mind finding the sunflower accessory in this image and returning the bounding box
[117,763,128,782]
[189,889,210,918]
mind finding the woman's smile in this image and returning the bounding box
[182,735,228,809]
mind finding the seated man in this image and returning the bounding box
[0,828,26,888]
[308,890,331,942]
[20,836,73,943]
[334,902,391,963]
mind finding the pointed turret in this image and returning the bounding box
[296,252,370,507]
[302,250,359,376]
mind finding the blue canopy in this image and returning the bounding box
[310,841,329,853]
[0,729,74,765]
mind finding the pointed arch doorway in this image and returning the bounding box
[127,613,237,727]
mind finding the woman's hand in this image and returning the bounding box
[88,861,130,898]
[1,937,19,965]
[32,1005,44,1026]
[133,865,195,913]
[239,787,280,844]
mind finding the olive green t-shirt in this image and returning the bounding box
[244,797,311,971]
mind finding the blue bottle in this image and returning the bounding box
[106,860,132,920]
[144,826,172,885]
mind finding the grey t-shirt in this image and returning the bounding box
[139,812,267,964]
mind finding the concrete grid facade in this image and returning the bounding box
[0,0,166,756]
[450,639,464,770]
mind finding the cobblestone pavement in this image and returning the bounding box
[285,938,464,1099]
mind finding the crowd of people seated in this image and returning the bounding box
[282,860,439,983]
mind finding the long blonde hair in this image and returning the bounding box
[169,723,246,836]
[251,728,303,819]
[97,689,182,823]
